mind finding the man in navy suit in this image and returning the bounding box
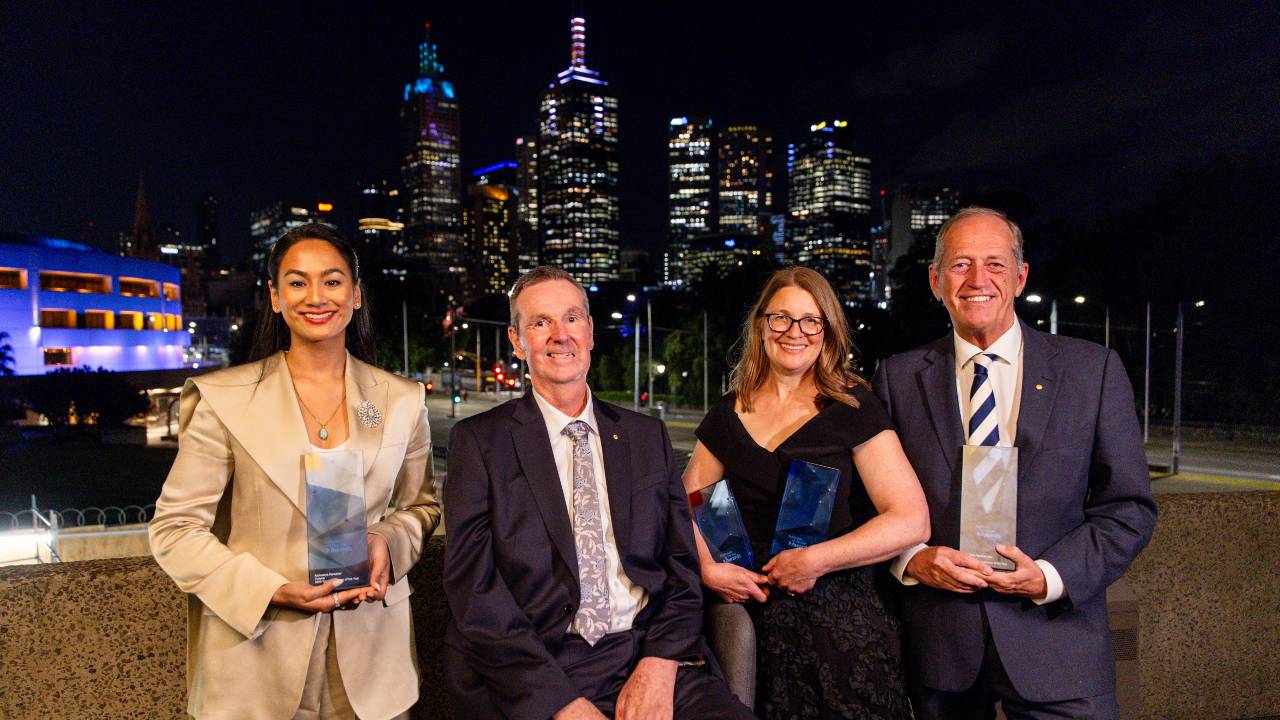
[872,208,1157,719]
[443,266,751,720]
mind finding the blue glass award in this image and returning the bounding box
[689,479,755,569]
[771,459,841,556]
[304,449,370,587]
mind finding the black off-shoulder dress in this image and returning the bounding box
[695,386,911,720]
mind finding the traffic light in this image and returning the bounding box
[452,388,462,404]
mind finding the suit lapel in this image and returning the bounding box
[919,338,965,477]
[1014,321,1062,476]
[593,398,633,564]
[511,392,580,583]
[195,352,309,513]
[345,355,388,508]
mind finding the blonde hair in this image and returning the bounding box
[729,267,867,412]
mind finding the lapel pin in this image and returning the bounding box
[357,401,383,428]
[1035,383,1044,391]
[611,434,619,440]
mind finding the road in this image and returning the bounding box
[427,392,1279,494]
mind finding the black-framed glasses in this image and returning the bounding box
[761,313,824,336]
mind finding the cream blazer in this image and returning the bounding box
[149,352,440,720]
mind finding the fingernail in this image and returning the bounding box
[333,579,345,587]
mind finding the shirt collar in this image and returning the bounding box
[531,386,599,437]
[954,319,1022,369]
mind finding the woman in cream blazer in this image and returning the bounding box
[150,224,439,719]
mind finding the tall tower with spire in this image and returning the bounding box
[127,174,158,259]
[400,21,464,282]
[537,16,621,284]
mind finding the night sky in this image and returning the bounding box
[2,2,1277,265]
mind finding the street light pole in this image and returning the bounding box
[646,299,653,409]
[1172,302,1185,474]
[702,311,709,413]
[402,299,409,376]
[633,315,641,411]
[449,329,456,419]
[1050,299,1059,335]
[1143,302,1151,443]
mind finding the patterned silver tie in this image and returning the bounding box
[562,420,611,645]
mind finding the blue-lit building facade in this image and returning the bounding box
[786,120,874,306]
[0,233,191,376]
[401,22,464,278]
[538,16,621,285]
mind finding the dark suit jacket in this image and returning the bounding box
[442,391,705,720]
[872,320,1157,703]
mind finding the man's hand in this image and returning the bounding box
[985,544,1047,599]
[553,697,608,720]
[905,546,993,593]
[702,562,770,603]
[615,656,677,720]
[763,547,823,595]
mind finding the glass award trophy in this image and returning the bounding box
[689,479,755,569]
[959,445,1018,572]
[304,449,370,587]
[771,459,841,556]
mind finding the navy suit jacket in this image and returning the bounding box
[872,320,1157,703]
[442,391,705,720]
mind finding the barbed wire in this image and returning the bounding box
[0,505,155,531]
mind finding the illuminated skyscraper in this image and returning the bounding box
[786,120,873,305]
[356,180,406,258]
[515,135,541,274]
[465,162,519,297]
[665,117,715,285]
[718,125,773,237]
[889,185,959,270]
[400,21,463,277]
[537,16,620,284]
[249,201,334,273]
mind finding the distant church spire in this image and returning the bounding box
[130,173,157,259]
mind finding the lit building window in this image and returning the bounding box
[83,310,115,329]
[119,278,160,298]
[165,313,181,331]
[39,271,110,294]
[0,267,26,289]
[39,309,77,328]
[118,311,143,330]
[146,312,163,330]
[43,348,72,366]
[163,283,181,301]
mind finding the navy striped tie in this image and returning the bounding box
[967,353,1001,446]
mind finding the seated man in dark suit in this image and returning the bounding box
[443,266,752,720]
[872,207,1158,719]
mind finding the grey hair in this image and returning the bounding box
[932,206,1025,270]
[507,265,591,329]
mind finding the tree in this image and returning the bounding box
[24,367,149,428]
[0,331,15,376]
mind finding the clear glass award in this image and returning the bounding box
[304,449,370,587]
[771,459,841,556]
[689,479,755,569]
[960,445,1018,572]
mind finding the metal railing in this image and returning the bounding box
[0,496,155,564]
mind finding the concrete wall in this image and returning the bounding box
[0,493,1276,719]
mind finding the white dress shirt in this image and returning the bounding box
[531,387,648,633]
[890,321,1066,604]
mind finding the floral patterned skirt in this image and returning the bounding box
[748,567,911,720]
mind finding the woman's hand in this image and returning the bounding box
[702,561,770,603]
[271,578,367,613]
[364,533,391,602]
[763,547,824,595]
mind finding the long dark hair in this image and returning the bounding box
[247,223,376,365]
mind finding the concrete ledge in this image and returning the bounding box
[1,496,1276,719]
[1125,491,1279,720]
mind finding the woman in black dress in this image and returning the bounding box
[684,267,929,719]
